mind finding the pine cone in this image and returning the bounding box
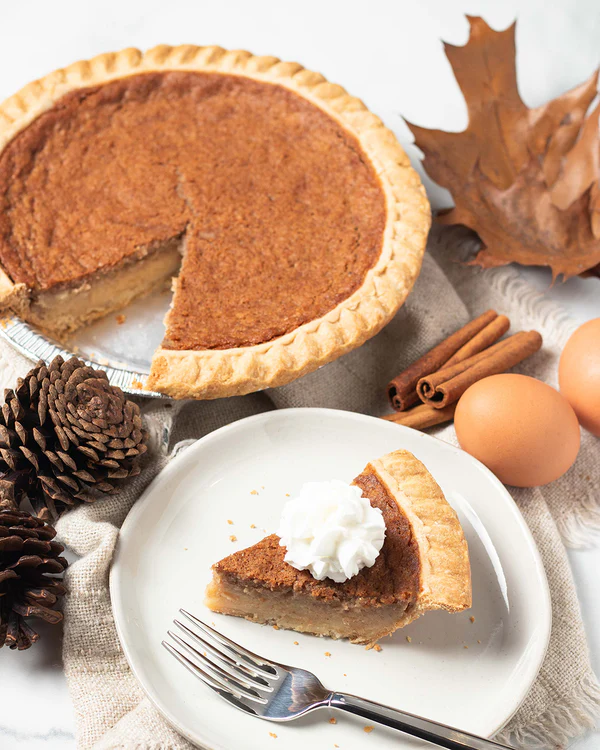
[0,508,67,650]
[0,356,147,521]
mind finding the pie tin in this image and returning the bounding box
[0,316,165,399]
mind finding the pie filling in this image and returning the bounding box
[206,468,421,644]
[24,237,184,336]
[0,70,387,350]
[205,572,416,644]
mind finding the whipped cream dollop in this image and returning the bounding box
[277,480,386,583]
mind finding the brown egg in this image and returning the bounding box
[559,318,600,436]
[455,374,580,487]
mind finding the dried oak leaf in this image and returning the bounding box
[406,16,600,279]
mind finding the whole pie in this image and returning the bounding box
[205,450,472,645]
[0,46,430,399]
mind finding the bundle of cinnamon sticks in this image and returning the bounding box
[384,310,542,430]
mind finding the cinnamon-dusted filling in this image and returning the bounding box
[0,71,386,350]
[212,467,421,607]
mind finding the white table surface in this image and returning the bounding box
[0,1,598,748]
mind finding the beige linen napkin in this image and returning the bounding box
[2,226,596,748]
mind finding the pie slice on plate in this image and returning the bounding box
[0,46,430,399]
[205,449,471,645]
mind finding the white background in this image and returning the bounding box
[0,1,598,748]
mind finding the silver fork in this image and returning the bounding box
[163,609,514,750]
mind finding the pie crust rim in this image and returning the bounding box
[0,45,431,399]
[371,449,472,616]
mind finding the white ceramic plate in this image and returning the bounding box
[110,408,551,750]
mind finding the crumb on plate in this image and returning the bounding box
[373,644,382,652]
[269,732,277,738]
[250,489,258,495]
[116,314,126,325]
[406,635,412,643]
[329,717,337,725]
[229,535,237,542]
[324,651,331,657]
[364,726,374,734]
[227,519,233,525]
[470,616,475,623]
[293,641,299,645]
[250,524,256,529]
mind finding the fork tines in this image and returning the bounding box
[162,609,279,712]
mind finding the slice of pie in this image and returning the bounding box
[205,450,471,645]
[0,46,430,399]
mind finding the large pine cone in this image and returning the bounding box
[0,508,67,650]
[0,356,147,521]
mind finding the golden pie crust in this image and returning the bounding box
[370,449,472,617]
[0,46,431,399]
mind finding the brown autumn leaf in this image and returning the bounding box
[406,16,600,280]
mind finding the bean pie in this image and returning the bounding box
[206,450,472,645]
[0,47,430,398]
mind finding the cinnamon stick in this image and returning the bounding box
[387,309,498,411]
[417,330,543,409]
[444,314,510,367]
[382,402,457,430]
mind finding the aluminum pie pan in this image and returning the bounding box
[0,315,166,399]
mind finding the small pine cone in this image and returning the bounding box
[0,356,147,521]
[0,508,68,650]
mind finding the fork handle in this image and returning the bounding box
[329,693,514,750]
